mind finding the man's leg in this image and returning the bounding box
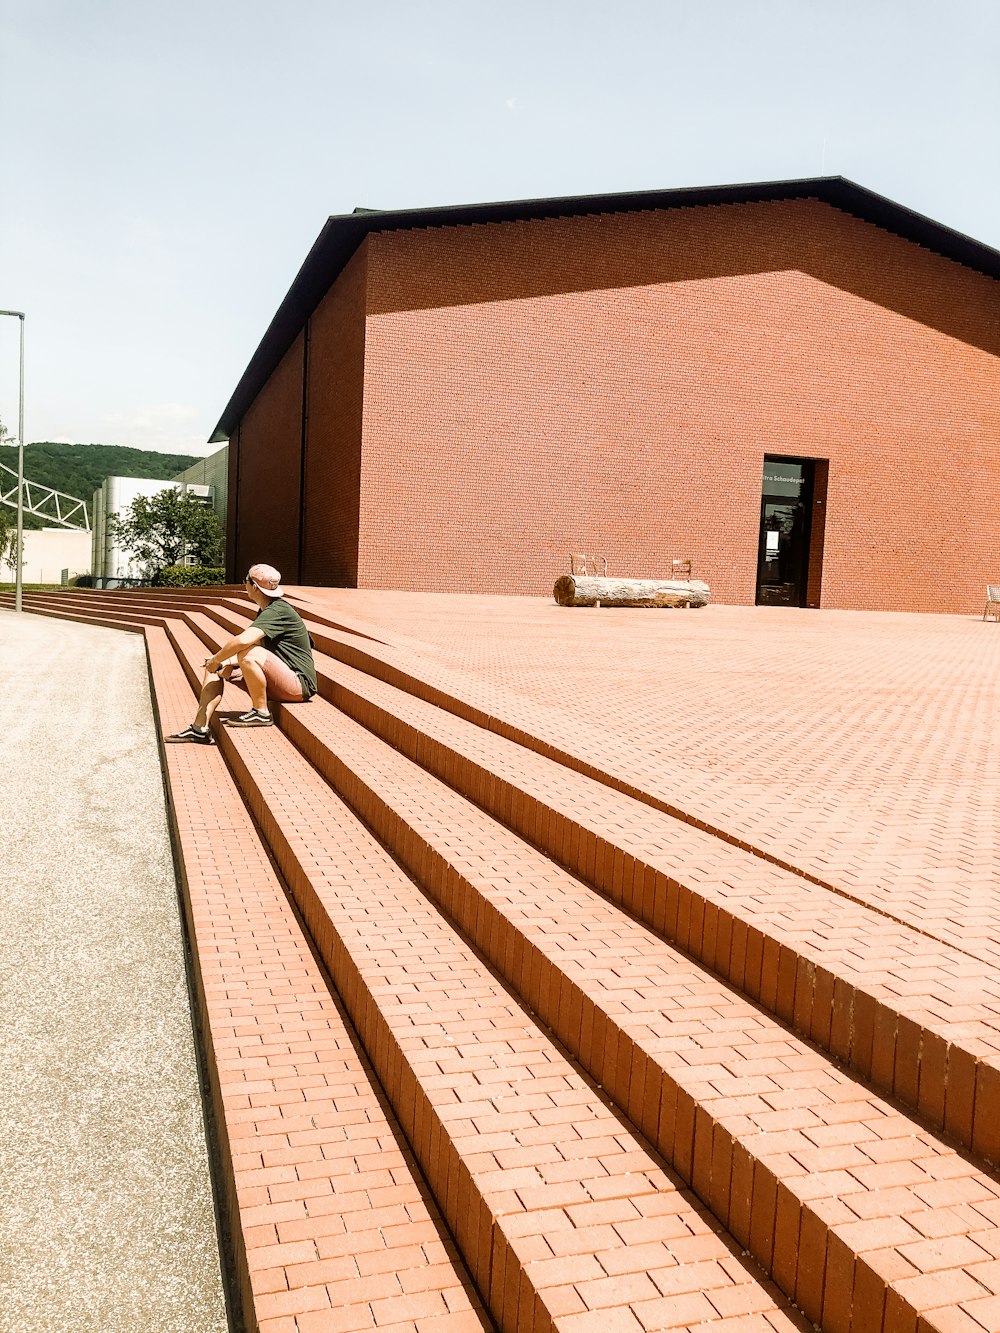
[165,665,231,744]
[235,645,270,713]
[193,663,234,729]
[226,649,304,728]
[192,679,223,728]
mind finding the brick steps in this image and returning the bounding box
[304,644,1000,1164]
[0,589,242,635]
[164,612,802,1333]
[276,589,394,645]
[0,591,152,631]
[0,587,241,606]
[165,609,1000,1333]
[181,596,554,744]
[147,626,492,1333]
[214,699,805,1330]
[182,599,1000,1168]
[0,588,240,619]
[16,589,1000,1333]
[209,646,1000,1333]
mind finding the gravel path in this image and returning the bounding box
[0,610,228,1332]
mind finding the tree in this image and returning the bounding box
[110,487,224,578]
[0,503,17,573]
[0,419,19,571]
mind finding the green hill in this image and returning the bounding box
[0,442,201,530]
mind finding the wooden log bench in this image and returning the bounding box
[553,574,711,607]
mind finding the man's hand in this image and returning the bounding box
[205,656,220,673]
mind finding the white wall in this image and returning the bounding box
[1,528,92,584]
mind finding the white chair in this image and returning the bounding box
[569,553,608,577]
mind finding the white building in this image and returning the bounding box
[173,446,228,525]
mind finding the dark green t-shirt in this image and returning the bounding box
[254,598,317,698]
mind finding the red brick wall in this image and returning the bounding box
[301,245,368,586]
[232,331,305,583]
[356,201,1000,611]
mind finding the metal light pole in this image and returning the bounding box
[0,309,25,611]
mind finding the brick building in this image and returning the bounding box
[212,178,1000,612]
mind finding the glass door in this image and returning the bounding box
[756,458,815,606]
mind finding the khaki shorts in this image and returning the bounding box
[226,650,306,703]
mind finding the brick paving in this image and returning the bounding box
[8,586,1000,1333]
[193,590,1000,1162]
[293,593,1000,971]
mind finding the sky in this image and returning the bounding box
[1,0,998,457]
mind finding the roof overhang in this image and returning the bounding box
[210,176,1000,442]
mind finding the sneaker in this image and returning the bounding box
[165,724,214,744]
[226,708,274,728]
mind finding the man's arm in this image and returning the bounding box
[205,624,265,672]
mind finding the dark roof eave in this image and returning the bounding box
[209,176,1000,442]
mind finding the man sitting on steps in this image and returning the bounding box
[166,563,317,744]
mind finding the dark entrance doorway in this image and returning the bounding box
[756,457,816,606]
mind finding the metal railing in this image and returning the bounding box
[0,460,90,530]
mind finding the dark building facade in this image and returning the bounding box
[214,179,1000,613]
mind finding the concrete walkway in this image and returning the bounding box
[0,611,228,1332]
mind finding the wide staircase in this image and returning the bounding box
[6,586,1000,1333]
